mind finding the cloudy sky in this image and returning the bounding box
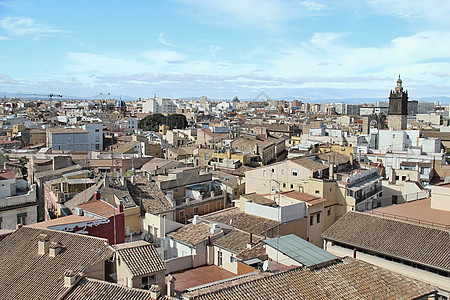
[0,0,449,101]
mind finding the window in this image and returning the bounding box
[327,209,331,216]
[193,206,199,215]
[95,144,100,150]
[230,256,237,263]
[95,129,100,132]
[95,136,100,142]
[216,200,222,210]
[315,190,320,194]
[141,275,156,289]
[395,176,399,181]
[292,169,298,176]
[283,183,286,188]
[271,169,274,173]
[290,184,294,189]
[179,210,185,223]
[204,203,209,213]
[263,170,266,177]
[316,213,320,223]
[402,176,406,181]
[17,212,27,226]
[205,153,209,160]
[310,216,313,226]
[218,251,223,267]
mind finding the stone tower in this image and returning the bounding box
[388,75,408,130]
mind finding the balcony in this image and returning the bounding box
[354,187,382,203]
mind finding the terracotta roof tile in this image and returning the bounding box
[168,223,222,246]
[116,241,165,276]
[201,207,280,236]
[185,257,436,299]
[0,226,113,300]
[63,277,158,300]
[322,211,450,272]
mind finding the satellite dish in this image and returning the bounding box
[262,260,269,271]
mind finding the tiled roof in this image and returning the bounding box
[201,207,280,236]
[0,226,113,300]
[291,157,328,172]
[116,241,165,276]
[317,152,350,166]
[35,164,82,179]
[127,176,173,214]
[141,158,185,174]
[167,223,222,246]
[47,127,87,134]
[78,199,118,218]
[63,277,158,300]
[64,181,103,211]
[243,193,275,206]
[213,229,263,255]
[322,211,450,272]
[185,257,436,300]
[279,191,327,205]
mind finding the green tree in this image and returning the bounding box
[138,113,187,131]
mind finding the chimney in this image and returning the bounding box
[38,234,50,255]
[64,270,76,287]
[329,163,334,180]
[75,207,83,216]
[192,215,202,225]
[94,190,101,201]
[247,232,253,249]
[350,153,354,166]
[149,284,161,299]
[118,200,124,213]
[103,175,109,188]
[131,175,135,184]
[49,242,63,257]
[166,275,176,298]
[147,172,152,181]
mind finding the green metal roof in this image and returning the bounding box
[264,234,337,267]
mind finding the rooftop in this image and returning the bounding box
[47,127,88,134]
[167,223,222,246]
[0,226,113,300]
[116,241,165,276]
[63,277,159,300]
[372,198,450,229]
[201,207,280,236]
[264,234,338,268]
[127,176,173,214]
[184,257,436,300]
[213,229,263,255]
[322,211,450,272]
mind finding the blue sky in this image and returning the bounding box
[0,0,450,101]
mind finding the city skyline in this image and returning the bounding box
[1,1,450,100]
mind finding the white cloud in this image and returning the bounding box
[173,0,327,28]
[157,33,176,47]
[0,17,65,38]
[366,0,450,24]
[0,35,11,40]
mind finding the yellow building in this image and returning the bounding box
[317,145,354,158]
[159,124,169,135]
[12,124,26,135]
[29,129,47,145]
[213,150,249,166]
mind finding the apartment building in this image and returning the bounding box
[0,170,37,229]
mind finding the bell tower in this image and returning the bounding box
[388,75,408,130]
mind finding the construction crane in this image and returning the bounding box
[16,92,63,100]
